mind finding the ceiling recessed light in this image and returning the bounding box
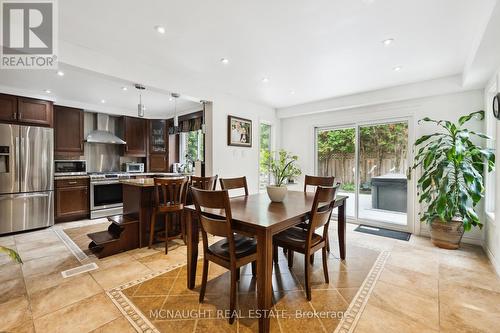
[100,99,106,104]
[121,86,128,91]
[56,70,64,76]
[169,97,173,101]
[220,58,229,64]
[289,90,295,95]
[154,25,166,34]
[262,77,269,83]
[382,38,394,46]
[393,66,402,72]
[44,89,51,94]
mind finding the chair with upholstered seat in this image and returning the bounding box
[304,175,335,192]
[191,187,257,324]
[190,175,218,190]
[273,185,338,301]
[219,176,249,196]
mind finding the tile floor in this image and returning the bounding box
[0,220,499,333]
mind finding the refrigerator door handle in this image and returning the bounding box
[15,136,20,185]
[0,193,50,201]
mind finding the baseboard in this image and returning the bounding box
[484,244,500,277]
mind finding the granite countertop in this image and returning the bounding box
[53,172,189,180]
[54,175,90,180]
[120,176,187,187]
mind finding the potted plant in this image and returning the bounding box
[0,246,22,263]
[261,150,302,202]
[413,111,495,249]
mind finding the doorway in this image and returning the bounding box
[315,119,412,232]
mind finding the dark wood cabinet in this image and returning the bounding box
[55,178,89,222]
[149,154,168,172]
[0,94,18,122]
[0,94,53,127]
[122,116,147,157]
[17,97,53,127]
[148,119,169,171]
[54,106,84,157]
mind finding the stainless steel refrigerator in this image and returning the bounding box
[0,124,54,234]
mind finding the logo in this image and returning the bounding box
[1,0,58,69]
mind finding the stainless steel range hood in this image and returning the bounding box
[85,113,126,145]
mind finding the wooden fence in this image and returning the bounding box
[318,154,408,185]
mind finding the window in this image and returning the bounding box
[259,123,272,191]
[485,82,497,218]
[179,130,204,165]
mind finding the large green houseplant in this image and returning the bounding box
[261,150,301,202]
[413,110,495,249]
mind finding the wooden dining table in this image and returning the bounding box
[184,191,348,333]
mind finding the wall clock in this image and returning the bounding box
[494,93,500,120]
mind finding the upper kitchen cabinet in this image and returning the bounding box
[0,94,53,127]
[54,105,84,157]
[122,116,147,157]
[148,119,169,172]
[0,94,18,122]
[149,119,167,154]
[17,97,53,127]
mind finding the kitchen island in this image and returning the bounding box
[87,176,188,258]
[121,177,187,247]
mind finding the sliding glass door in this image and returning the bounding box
[316,119,412,231]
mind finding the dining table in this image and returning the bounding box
[184,190,348,333]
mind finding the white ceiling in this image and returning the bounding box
[53,0,496,109]
[0,65,202,118]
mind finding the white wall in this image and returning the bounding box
[207,94,278,194]
[484,70,500,275]
[279,88,485,244]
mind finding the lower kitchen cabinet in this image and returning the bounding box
[55,178,89,222]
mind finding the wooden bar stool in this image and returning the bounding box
[149,177,188,254]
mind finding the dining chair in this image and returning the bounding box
[273,185,338,301]
[287,175,336,257]
[219,176,249,196]
[304,175,335,192]
[190,175,218,190]
[148,177,188,254]
[191,187,257,324]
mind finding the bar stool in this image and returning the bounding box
[148,177,188,254]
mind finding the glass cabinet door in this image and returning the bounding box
[150,120,166,153]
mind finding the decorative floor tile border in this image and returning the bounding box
[53,227,89,262]
[107,262,185,333]
[334,250,390,333]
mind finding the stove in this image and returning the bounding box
[89,172,130,219]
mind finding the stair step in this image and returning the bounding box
[87,230,119,245]
[107,214,138,226]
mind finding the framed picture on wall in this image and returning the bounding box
[228,115,252,147]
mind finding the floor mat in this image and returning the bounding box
[354,224,411,241]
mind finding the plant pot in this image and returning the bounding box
[430,217,465,249]
[266,185,288,203]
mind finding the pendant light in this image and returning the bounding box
[171,93,180,127]
[135,84,146,117]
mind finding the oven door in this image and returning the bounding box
[90,181,123,210]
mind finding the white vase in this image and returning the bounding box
[266,185,288,202]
